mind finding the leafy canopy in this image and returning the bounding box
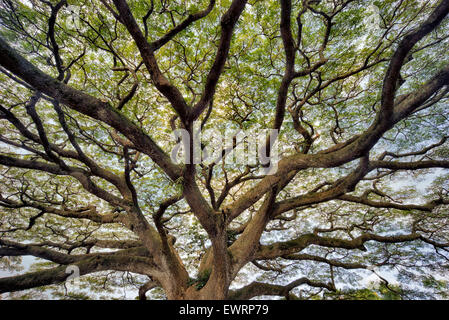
[0,0,448,300]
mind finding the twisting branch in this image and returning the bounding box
[255,232,449,260]
[112,0,190,122]
[149,0,216,51]
[380,0,449,120]
[0,37,183,180]
[191,0,248,120]
[228,277,335,300]
[0,254,157,294]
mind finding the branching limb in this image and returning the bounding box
[0,254,157,294]
[255,232,448,260]
[191,0,248,120]
[227,277,335,300]
[380,0,449,119]
[149,0,216,51]
[0,37,182,180]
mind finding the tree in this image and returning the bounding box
[0,0,448,300]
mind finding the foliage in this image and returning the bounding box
[0,0,448,300]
